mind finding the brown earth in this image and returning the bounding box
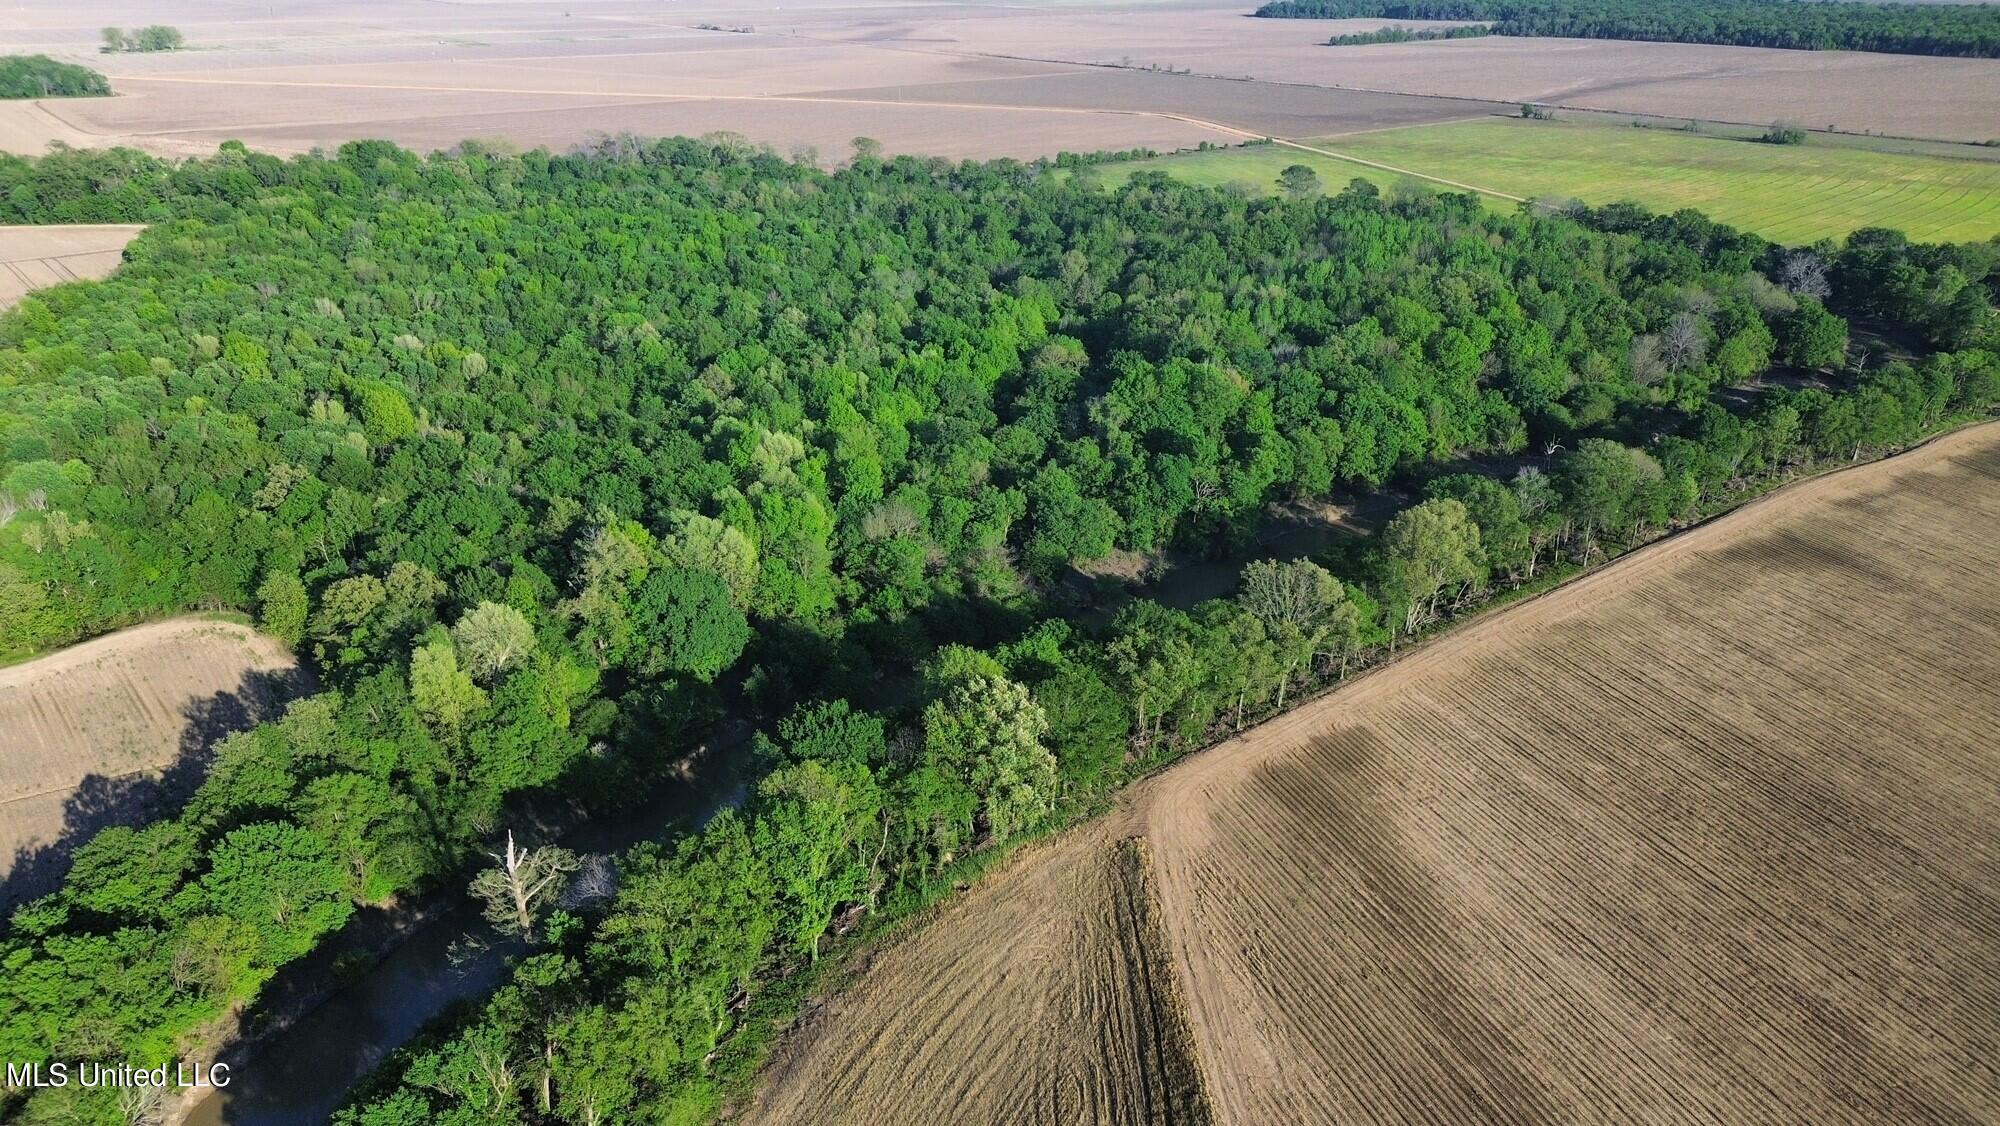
[0,618,303,903]
[749,835,1210,1126]
[4,0,1993,162]
[753,421,2000,1125]
[0,224,145,312]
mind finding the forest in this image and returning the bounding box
[0,56,111,100]
[0,136,1995,1123]
[1326,24,1491,45]
[1253,0,2000,58]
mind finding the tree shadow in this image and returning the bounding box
[1,664,314,910]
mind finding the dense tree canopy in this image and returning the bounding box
[0,56,110,99]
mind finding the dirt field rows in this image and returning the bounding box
[0,618,302,902]
[750,836,1208,1125]
[5,0,1995,162]
[755,422,2000,1125]
[0,225,145,312]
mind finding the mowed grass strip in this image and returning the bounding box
[1109,118,2000,245]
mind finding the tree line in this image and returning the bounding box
[1255,0,2000,59]
[0,134,1994,1122]
[0,56,110,100]
[1327,25,1491,45]
[99,26,184,53]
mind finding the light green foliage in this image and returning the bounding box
[409,638,486,738]
[754,761,877,961]
[924,673,1058,844]
[659,510,759,607]
[1380,498,1486,634]
[256,569,308,647]
[452,601,537,681]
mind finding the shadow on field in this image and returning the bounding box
[1,665,313,910]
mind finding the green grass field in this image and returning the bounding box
[1107,118,2000,245]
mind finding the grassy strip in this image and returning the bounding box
[1107,119,2000,244]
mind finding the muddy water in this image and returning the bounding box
[180,746,748,1125]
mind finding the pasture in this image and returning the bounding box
[753,422,2000,1125]
[1109,120,2000,244]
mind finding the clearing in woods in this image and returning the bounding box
[1108,118,2000,245]
[751,422,2000,1125]
[0,618,302,902]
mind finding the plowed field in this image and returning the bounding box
[0,225,144,312]
[0,618,302,901]
[753,421,2000,1125]
[750,837,1208,1126]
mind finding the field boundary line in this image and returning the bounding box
[1139,416,2000,806]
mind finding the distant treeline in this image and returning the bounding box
[1327,24,1492,44]
[1256,0,2000,58]
[0,56,110,99]
[100,25,184,53]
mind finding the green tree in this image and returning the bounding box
[409,638,486,739]
[625,567,750,681]
[1278,163,1323,200]
[923,674,1058,844]
[1379,498,1485,634]
[257,569,308,647]
[1781,297,1849,370]
[754,761,875,962]
[187,822,352,966]
[452,601,537,681]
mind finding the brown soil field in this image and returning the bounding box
[0,224,145,312]
[6,0,1993,161]
[850,5,2000,143]
[752,421,2000,1125]
[751,836,1209,1126]
[0,618,303,903]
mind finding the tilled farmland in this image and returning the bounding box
[749,835,1208,1126]
[754,422,2000,1125]
[0,618,302,902]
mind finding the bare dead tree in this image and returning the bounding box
[559,853,618,909]
[0,492,16,530]
[1661,311,1709,373]
[470,830,579,939]
[1629,334,1666,387]
[117,1083,170,1126]
[1777,249,1831,299]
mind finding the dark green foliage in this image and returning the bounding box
[0,56,111,99]
[1327,24,1490,44]
[625,568,750,682]
[1256,0,2000,58]
[1760,123,1808,145]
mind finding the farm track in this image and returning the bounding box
[756,422,2000,1125]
